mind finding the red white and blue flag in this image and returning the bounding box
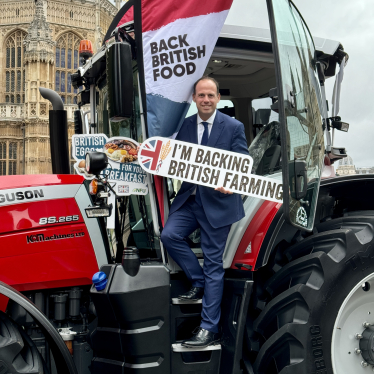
[139,139,163,171]
[118,0,233,138]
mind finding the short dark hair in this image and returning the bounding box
[193,76,220,95]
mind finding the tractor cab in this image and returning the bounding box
[70,0,348,271]
[32,1,351,373]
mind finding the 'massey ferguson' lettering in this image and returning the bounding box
[0,189,44,204]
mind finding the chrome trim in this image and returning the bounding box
[0,184,81,207]
[121,320,164,334]
[124,358,163,369]
[171,298,202,305]
[172,343,221,352]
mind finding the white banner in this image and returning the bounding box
[139,137,283,203]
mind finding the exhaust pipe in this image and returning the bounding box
[39,88,70,174]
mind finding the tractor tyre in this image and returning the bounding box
[252,212,374,373]
[0,311,45,373]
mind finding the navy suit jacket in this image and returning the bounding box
[169,110,249,229]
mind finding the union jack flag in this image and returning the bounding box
[139,139,163,171]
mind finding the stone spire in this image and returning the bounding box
[24,0,55,63]
[115,0,123,11]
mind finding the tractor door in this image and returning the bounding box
[267,0,325,231]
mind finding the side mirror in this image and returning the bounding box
[329,146,347,162]
[106,42,134,122]
[85,152,108,176]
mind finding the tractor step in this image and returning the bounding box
[171,343,222,374]
[172,343,221,352]
[171,298,202,304]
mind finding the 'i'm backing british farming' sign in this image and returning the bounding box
[139,137,283,203]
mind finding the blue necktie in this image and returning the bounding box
[196,122,209,206]
[200,121,209,146]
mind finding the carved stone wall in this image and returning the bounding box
[0,0,116,175]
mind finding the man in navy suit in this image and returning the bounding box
[161,76,249,347]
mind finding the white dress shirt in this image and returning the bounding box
[197,110,216,145]
[191,110,217,195]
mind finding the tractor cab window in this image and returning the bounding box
[186,99,235,119]
[249,97,282,176]
[248,121,282,176]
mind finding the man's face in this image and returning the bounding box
[192,79,220,120]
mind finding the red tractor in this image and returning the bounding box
[1,1,371,374]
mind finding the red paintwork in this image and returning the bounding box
[0,224,98,291]
[231,201,281,271]
[154,176,165,226]
[0,174,84,190]
[0,198,84,234]
[0,177,99,292]
[117,0,232,33]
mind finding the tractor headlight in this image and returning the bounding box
[85,152,108,176]
[85,204,112,218]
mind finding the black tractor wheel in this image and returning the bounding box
[0,311,45,373]
[252,212,374,373]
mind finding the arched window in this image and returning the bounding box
[0,143,6,176]
[0,142,18,175]
[5,30,27,103]
[55,33,82,104]
[8,143,17,175]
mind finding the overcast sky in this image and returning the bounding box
[110,0,374,167]
[295,0,374,167]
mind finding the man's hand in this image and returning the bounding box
[215,186,233,194]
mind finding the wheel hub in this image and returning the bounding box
[360,325,374,365]
[332,273,374,373]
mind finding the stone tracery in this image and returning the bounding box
[0,0,116,175]
[55,32,82,104]
[4,30,27,104]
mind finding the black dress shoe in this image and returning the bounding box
[182,328,220,348]
[178,287,204,301]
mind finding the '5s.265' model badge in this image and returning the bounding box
[39,215,79,225]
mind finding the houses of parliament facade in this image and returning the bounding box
[0,0,118,175]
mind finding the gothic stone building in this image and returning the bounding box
[0,0,117,175]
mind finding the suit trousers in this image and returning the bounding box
[161,195,231,333]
